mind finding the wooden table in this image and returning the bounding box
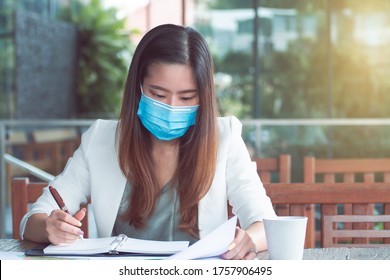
[0,239,43,253]
[257,247,390,260]
[1,239,390,260]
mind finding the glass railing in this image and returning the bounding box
[0,119,95,238]
[241,118,390,182]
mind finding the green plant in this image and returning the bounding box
[58,0,134,117]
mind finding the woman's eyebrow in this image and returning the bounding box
[177,89,198,94]
[149,84,198,94]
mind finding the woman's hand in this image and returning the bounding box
[221,226,258,260]
[45,208,87,245]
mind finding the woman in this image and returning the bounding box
[21,24,276,260]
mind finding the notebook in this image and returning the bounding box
[41,234,189,256]
[26,216,238,259]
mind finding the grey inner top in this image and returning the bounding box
[112,181,199,245]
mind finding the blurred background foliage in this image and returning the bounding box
[1,0,389,120]
[0,0,389,158]
[209,0,390,119]
[203,0,390,177]
[57,0,134,117]
[0,0,389,184]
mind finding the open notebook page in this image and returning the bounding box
[43,236,189,255]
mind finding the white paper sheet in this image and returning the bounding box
[167,216,237,260]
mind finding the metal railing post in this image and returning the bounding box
[255,123,262,157]
[0,122,6,237]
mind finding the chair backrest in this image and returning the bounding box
[11,177,89,239]
[253,154,291,184]
[303,156,390,248]
[254,154,291,217]
[264,182,390,248]
[227,154,291,218]
[304,156,390,184]
[323,215,390,247]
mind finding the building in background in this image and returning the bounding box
[106,0,195,44]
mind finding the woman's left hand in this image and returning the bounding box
[221,226,258,260]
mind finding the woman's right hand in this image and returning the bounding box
[45,208,86,244]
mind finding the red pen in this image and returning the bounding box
[49,186,84,240]
[49,186,70,214]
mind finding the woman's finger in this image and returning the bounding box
[46,210,84,244]
[222,227,257,259]
[73,207,87,222]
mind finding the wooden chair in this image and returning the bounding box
[11,177,89,239]
[264,182,390,248]
[323,215,390,247]
[253,154,291,216]
[304,156,390,248]
[228,154,291,218]
[253,154,291,184]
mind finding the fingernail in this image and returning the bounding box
[78,230,84,236]
[228,242,236,251]
[78,221,82,227]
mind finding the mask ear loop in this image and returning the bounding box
[139,84,144,94]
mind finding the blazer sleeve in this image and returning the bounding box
[225,116,277,229]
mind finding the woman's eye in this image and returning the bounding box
[181,96,196,101]
[152,93,165,99]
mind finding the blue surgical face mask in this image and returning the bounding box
[137,87,199,141]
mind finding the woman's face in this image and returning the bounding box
[142,63,199,107]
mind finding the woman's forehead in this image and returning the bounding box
[144,63,197,91]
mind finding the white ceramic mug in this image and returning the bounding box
[263,216,308,260]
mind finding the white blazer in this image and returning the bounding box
[20,116,276,239]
